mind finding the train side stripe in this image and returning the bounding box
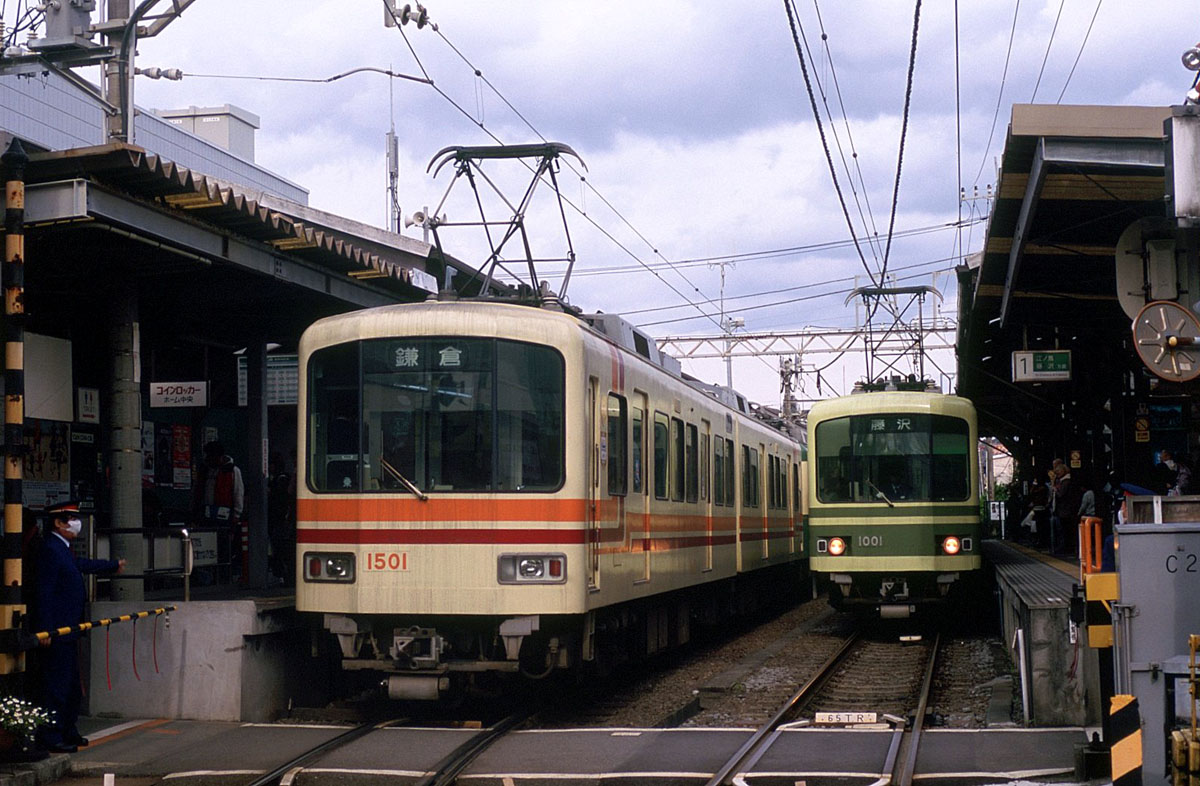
[809,504,978,519]
[296,528,762,550]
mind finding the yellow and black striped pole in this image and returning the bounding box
[31,605,176,647]
[0,139,29,680]
[1111,694,1143,786]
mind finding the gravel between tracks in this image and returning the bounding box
[543,597,833,728]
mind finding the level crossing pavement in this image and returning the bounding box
[6,715,1087,785]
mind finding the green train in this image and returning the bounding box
[806,387,981,617]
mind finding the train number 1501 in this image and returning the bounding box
[366,552,409,571]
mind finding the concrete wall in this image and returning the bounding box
[991,555,1102,726]
[87,600,318,722]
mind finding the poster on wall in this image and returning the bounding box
[172,424,192,490]
[24,419,70,509]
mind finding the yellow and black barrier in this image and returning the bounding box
[1111,694,1143,786]
[1084,571,1118,649]
[0,605,176,652]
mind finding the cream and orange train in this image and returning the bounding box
[296,300,807,699]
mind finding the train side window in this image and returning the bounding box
[607,394,627,496]
[632,406,644,494]
[743,445,760,508]
[767,456,776,509]
[700,428,710,502]
[685,423,698,503]
[671,417,685,502]
[793,461,801,512]
[713,438,725,505]
[725,438,735,506]
[653,412,669,500]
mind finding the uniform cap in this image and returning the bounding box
[46,501,81,517]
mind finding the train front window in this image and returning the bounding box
[814,414,970,503]
[307,338,563,493]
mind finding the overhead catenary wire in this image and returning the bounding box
[634,260,958,329]
[782,0,877,286]
[1055,0,1104,104]
[382,1,725,332]
[1029,0,1066,102]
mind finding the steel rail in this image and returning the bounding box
[243,718,405,786]
[702,631,861,786]
[892,632,942,786]
[413,710,531,786]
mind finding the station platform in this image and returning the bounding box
[982,539,1102,727]
[80,586,316,725]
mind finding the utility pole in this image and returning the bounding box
[709,259,735,388]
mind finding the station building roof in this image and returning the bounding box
[957,104,1173,459]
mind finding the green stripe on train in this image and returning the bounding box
[808,504,979,519]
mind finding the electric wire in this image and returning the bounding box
[634,261,957,328]
[972,0,1020,188]
[382,1,724,332]
[619,253,958,318]
[178,68,430,85]
[954,0,962,264]
[782,0,876,285]
[1055,0,1104,104]
[1029,0,1066,102]
[491,217,982,279]
[879,0,922,281]
[804,0,883,262]
[425,13,716,311]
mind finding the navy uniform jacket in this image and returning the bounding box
[34,533,118,641]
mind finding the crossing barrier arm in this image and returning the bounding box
[0,605,176,652]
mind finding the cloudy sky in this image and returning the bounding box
[115,1,1197,403]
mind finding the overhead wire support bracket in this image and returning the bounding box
[425,143,586,303]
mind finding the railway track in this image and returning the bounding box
[702,630,942,786]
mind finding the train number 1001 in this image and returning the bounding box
[366,552,409,571]
[857,535,883,548]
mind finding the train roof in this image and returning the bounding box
[807,390,976,422]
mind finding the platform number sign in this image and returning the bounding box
[1012,350,1071,382]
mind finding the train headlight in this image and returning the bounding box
[827,537,847,556]
[498,553,567,584]
[303,552,356,583]
[941,536,961,555]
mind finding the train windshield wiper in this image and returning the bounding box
[380,458,428,501]
[866,479,895,507]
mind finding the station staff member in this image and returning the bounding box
[34,502,124,754]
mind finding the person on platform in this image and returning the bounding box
[197,441,244,526]
[34,502,124,754]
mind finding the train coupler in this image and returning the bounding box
[391,626,445,669]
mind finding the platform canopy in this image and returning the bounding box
[957,104,1176,475]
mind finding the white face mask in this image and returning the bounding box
[1165,460,1177,470]
[64,518,82,536]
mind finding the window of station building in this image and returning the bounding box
[632,406,645,494]
[699,429,710,502]
[685,423,698,503]
[307,337,563,494]
[671,417,685,502]
[742,445,760,508]
[724,438,736,505]
[653,412,669,500]
[607,394,627,496]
